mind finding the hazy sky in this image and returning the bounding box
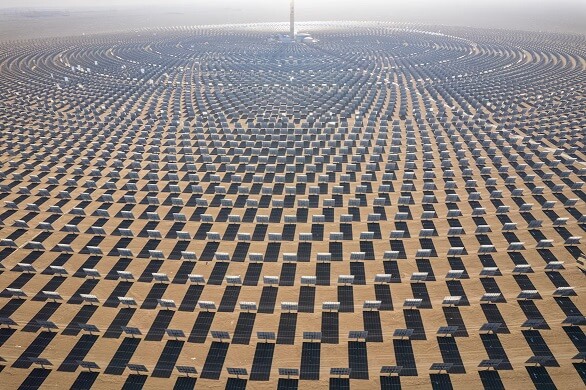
[1,0,584,34]
[1,0,585,9]
[2,0,585,13]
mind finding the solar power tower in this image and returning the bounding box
[290,0,296,39]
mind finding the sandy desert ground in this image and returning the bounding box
[0,19,584,389]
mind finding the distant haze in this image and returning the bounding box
[0,0,584,40]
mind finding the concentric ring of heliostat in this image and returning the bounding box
[0,22,585,389]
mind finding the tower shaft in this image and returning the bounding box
[290,0,295,40]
